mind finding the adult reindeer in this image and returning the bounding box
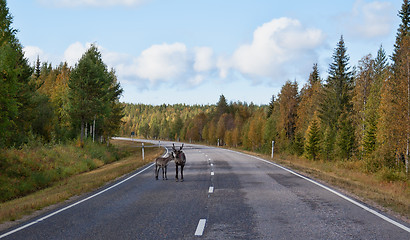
[172,143,186,182]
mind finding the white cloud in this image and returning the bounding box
[188,75,205,86]
[220,17,325,82]
[347,0,394,38]
[26,16,325,92]
[134,43,188,84]
[193,47,214,72]
[216,55,231,79]
[23,46,44,64]
[38,0,148,7]
[63,42,90,66]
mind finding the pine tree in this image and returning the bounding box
[101,69,124,142]
[68,44,118,145]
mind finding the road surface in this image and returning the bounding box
[1,138,409,239]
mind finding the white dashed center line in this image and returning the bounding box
[195,219,207,236]
[208,186,214,193]
[211,171,214,176]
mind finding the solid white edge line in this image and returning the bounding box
[194,219,206,236]
[223,148,410,233]
[208,186,214,193]
[1,143,169,239]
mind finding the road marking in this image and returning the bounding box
[0,146,169,239]
[194,219,206,236]
[224,148,410,233]
[210,163,213,166]
[211,171,214,176]
[208,186,214,193]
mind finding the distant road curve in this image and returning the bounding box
[1,138,409,239]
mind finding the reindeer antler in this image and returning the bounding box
[180,144,184,150]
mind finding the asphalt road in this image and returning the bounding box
[1,139,409,239]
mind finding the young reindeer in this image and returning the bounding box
[172,143,186,182]
[155,152,174,180]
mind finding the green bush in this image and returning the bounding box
[377,167,407,182]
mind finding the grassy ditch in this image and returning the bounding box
[0,141,124,203]
[0,139,163,224]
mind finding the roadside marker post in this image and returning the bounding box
[271,140,275,159]
[142,143,145,160]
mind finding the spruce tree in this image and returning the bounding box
[319,36,354,159]
[35,56,41,79]
[0,0,34,147]
[324,35,354,119]
[305,117,321,160]
[392,0,409,66]
[267,95,275,118]
[363,46,388,156]
[335,111,355,159]
[216,94,228,117]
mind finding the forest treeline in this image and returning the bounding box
[121,1,410,175]
[0,0,123,148]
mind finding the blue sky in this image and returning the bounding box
[8,0,402,105]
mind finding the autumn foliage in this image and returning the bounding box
[121,1,410,175]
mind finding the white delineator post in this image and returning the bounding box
[142,143,145,160]
[271,140,275,159]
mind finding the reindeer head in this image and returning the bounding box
[172,143,184,158]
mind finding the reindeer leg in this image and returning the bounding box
[175,164,179,182]
[164,165,168,180]
[180,165,184,182]
[155,165,159,180]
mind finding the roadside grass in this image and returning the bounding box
[0,139,163,225]
[0,140,125,203]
